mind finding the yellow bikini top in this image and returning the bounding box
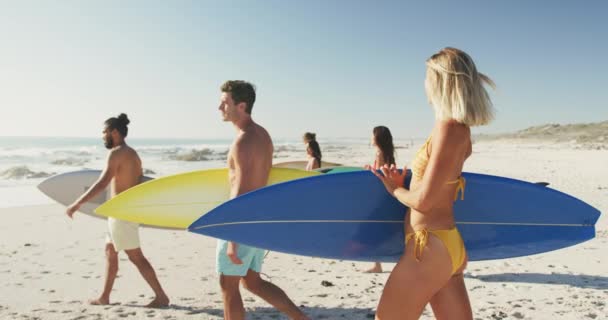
[410,136,465,201]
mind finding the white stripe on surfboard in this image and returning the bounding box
[457,221,590,227]
[190,219,593,231]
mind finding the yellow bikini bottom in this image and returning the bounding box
[405,227,466,275]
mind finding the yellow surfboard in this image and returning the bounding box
[95,168,319,229]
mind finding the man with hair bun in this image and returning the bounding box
[66,113,170,308]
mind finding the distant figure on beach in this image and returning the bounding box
[302,132,315,144]
[370,47,495,319]
[66,114,169,308]
[303,132,322,171]
[364,125,396,274]
[217,80,310,320]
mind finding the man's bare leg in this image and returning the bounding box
[241,270,310,320]
[89,243,118,305]
[220,275,245,320]
[364,262,383,273]
[124,248,169,308]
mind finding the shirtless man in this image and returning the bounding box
[217,81,310,320]
[66,113,169,308]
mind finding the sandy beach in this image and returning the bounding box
[1,140,606,320]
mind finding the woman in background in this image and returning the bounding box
[303,132,322,171]
[364,126,396,273]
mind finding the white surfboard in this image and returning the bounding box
[37,170,153,221]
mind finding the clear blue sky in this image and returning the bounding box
[1,1,606,139]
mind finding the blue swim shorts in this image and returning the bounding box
[216,240,265,276]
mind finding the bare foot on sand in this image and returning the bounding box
[363,262,383,273]
[89,297,110,305]
[145,295,169,308]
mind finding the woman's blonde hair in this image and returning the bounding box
[425,47,495,126]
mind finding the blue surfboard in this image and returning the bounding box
[188,171,600,261]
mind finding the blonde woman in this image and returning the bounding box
[370,47,495,320]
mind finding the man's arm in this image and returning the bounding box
[231,136,263,196]
[66,150,119,218]
[226,136,260,264]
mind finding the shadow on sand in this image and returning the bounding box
[467,272,608,290]
[121,304,377,319]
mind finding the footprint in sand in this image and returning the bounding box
[179,297,196,301]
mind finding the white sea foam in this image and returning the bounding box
[0,136,392,208]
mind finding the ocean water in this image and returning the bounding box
[0,136,385,208]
